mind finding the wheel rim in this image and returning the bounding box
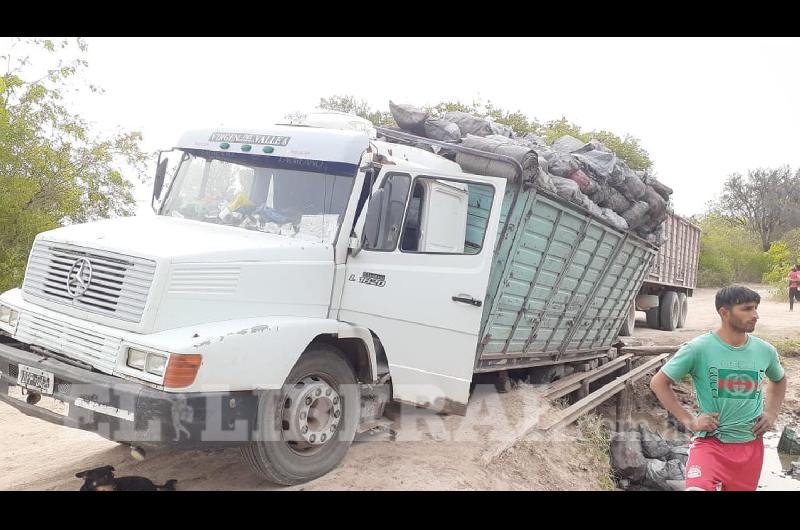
[672,298,680,328]
[282,375,342,456]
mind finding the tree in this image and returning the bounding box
[762,227,800,301]
[694,209,769,287]
[0,38,150,292]
[317,94,395,127]
[540,117,588,145]
[483,100,539,136]
[588,130,651,171]
[719,166,800,251]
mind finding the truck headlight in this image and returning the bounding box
[0,305,18,326]
[126,348,149,370]
[145,353,168,376]
[127,348,169,377]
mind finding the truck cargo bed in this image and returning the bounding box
[475,187,657,372]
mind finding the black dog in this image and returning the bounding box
[76,466,177,491]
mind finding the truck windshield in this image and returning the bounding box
[160,149,356,243]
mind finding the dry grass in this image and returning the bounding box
[576,413,616,491]
[772,339,800,358]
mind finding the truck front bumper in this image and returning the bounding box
[0,340,260,448]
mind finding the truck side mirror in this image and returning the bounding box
[153,157,168,201]
[362,188,385,250]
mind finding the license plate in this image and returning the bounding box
[17,364,55,394]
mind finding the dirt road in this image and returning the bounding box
[633,283,800,347]
[630,284,800,431]
[1,284,797,490]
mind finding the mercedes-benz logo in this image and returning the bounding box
[66,258,93,298]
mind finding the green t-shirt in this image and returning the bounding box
[660,331,785,443]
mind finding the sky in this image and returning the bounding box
[8,37,800,218]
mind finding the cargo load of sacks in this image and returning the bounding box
[384,101,673,245]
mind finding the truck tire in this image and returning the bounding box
[618,302,636,336]
[659,291,680,331]
[677,292,688,328]
[241,345,360,485]
[646,307,660,329]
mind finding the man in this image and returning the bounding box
[788,266,800,311]
[649,285,787,491]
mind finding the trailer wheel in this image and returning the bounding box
[241,346,359,485]
[646,307,660,329]
[659,291,680,331]
[618,302,636,336]
[677,293,688,328]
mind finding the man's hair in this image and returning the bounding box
[715,285,760,311]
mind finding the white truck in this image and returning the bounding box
[0,111,656,484]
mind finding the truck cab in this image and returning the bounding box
[0,112,508,484]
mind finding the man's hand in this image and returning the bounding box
[687,413,720,433]
[752,411,777,437]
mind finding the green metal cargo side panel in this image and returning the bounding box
[476,188,656,369]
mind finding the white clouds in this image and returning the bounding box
[18,37,800,218]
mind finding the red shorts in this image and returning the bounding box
[685,436,764,491]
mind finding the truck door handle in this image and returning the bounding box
[452,295,482,307]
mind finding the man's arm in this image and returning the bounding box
[752,376,787,437]
[650,371,719,432]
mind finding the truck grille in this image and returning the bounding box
[22,242,155,323]
[14,312,121,374]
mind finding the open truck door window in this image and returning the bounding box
[400,177,494,255]
[340,171,505,413]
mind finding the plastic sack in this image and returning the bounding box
[621,201,650,230]
[444,111,493,137]
[552,135,585,153]
[424,118,461,142]
[601,208,629,231]
[389,101,428,135]
[547,153,581,177]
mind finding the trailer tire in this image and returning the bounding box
[677,293,688,328]
[241,346,359,485]
[646,307,660,329]
[660,291,680,331]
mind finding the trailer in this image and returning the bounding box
[619,211,701,334]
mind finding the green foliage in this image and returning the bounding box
[762,228,800,301]
[540,117,589,145]
[483,100,539,136]
[0,38,149,293]
[695,211,769,287]
[428,100,481,115]
[589,130,652,171]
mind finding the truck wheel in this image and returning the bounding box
[659,291,680,331]
[646,307,660,329]
[677,293,688,328]
[619,302,636,336]
[241,346,359,485]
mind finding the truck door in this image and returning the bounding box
[338,169,506,414]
